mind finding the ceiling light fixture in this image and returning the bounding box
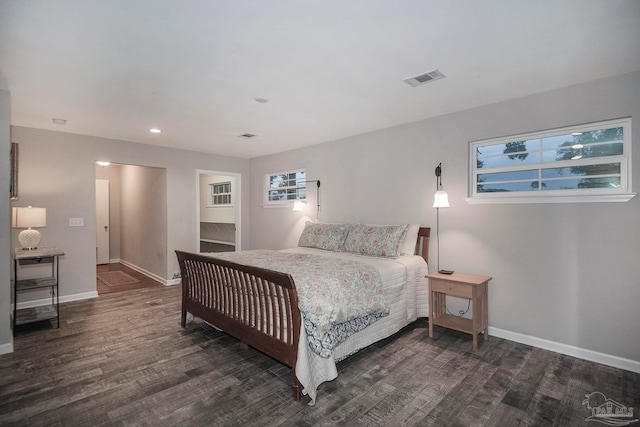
[149,128,162,134]
[96,161,111,167]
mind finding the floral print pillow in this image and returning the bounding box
[342,224,409,258]
[298,221,350,251]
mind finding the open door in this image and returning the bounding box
[96,179,110,265]
[197,170,241,253]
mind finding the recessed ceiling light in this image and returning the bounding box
[96,161,111,166]
[52,118,67,125]
[254,97,269,104]
[149,128,162,134]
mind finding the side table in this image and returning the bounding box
[13,247,64,335]
[427,271,492,350]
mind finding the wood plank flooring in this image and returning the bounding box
[1,284,638,426]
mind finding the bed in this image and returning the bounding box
[176,223,430,404]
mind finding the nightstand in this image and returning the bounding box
[427,271,492,350]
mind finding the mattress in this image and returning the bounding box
[281,247,429,405]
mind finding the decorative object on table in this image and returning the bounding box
[432,163,451,274]
[12,206,46,250]
[292,179,321,220]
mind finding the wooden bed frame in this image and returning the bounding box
[175,226,430,401]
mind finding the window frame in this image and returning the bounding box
[466,118,635,204]
[263,168,307,207]
[208,181,232,207]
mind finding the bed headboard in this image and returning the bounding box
[416,227,431,264]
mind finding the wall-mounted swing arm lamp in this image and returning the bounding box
[433,163,450,208]
[432,163,452,274]
[292,180,321,220]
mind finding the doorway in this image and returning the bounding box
[95,163,167,294]
[197,170,241,253]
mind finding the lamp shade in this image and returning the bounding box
[12,206,46,228]
[433,190,450,208]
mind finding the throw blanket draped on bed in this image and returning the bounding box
[209,250,389,357]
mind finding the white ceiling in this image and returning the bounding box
[1,1,639,159]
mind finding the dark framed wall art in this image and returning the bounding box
[10,142,18,200]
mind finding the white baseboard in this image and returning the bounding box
[0,342,13,355]
[489,326,640,374]
[61,291,99,304]
[119,259,170,285]
[16,291,98,310]
[165,278,181,286]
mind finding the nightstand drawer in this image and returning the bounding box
[430,279,473,298]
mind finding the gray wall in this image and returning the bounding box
[119,164,167,279]
[5,126,250,303]
[249,71,640,367]
[0,90,11,351]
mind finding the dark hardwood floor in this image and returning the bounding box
[1,284,638,426]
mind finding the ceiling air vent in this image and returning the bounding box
[403,69,446,87]
[238,133,257,139]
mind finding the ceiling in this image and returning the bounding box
[1,1,639,159]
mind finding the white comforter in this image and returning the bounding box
[282,247,429,405]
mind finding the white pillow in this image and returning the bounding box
[400,224,421,256]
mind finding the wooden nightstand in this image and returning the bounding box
[427,271,492,350]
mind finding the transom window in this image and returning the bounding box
[467,118,634,204]
[264,169,307,205]
[210,181,232,206]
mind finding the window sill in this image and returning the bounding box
[262,203,295,208]
[464,193,636,204]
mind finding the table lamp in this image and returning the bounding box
[12,206,46,250]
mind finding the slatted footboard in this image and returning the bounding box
[175,250,302,400]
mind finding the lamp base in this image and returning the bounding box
[18,228,41,250]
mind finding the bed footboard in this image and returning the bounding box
[175,250,302,400]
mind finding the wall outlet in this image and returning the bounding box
[69,218,84,227]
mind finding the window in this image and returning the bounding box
[264,169,306,205]
[210,181,232,206]
[467,118,635,204]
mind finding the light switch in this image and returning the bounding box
[69,217,84,227]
